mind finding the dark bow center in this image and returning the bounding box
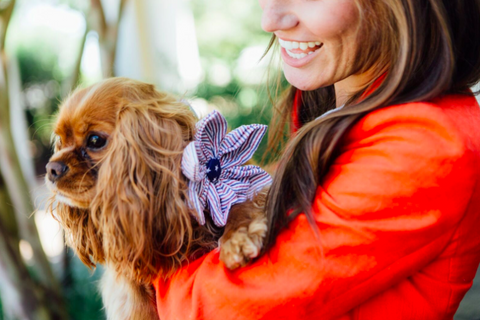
[206,158,221,183]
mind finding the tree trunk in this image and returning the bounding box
[0,177,64,320]
[0,1,68,318]
[89,0,127,78]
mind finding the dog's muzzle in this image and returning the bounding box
[46,161,69,182]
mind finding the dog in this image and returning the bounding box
[45,77,269,320]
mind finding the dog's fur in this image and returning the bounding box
[45,78,268,320]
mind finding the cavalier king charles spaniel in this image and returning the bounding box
[45,77,268,320]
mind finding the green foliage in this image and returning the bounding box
[6,0,85,161]
[15,44,65,173]
[0,297,3,320]
[192,0,268,62]
[189,0,288,163]
[63,254,104,320]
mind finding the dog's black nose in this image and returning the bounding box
[46,161,68,182]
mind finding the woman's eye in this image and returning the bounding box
[86,135,107,149]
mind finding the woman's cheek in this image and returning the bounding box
[302,1,359,40]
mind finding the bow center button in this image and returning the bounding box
[206,158,221,184]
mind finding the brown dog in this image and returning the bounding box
[45,77,268,320]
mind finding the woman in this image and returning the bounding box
[154,0,480,319]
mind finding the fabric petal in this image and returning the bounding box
[222,166,272,198]
[219,124,267,168]
[220,178,250,204]
[222,165,269,180]
[187,181,206,225]
[195,110,227,160]
[206,185,226,226]
[181,142,205,182]
[212,181,237,226]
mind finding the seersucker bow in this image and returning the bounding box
[181,110,272,226]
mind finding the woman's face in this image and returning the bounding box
[259,0,361,91]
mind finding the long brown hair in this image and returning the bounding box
[264,0,480,249]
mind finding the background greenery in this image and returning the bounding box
[0,0,282,319]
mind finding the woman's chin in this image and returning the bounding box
[282,66,332,91]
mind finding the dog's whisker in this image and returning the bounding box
[31,121,57,139]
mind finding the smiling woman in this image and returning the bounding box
[261,0,362,99]
[154,0,480,319]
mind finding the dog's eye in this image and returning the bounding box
[86,135,107,150]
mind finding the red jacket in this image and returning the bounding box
[154,93,480,319]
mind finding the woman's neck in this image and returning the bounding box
[334,68,377,108]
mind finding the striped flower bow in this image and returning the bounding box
[181,110,271,227]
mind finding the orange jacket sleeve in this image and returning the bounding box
[154,100,478,320]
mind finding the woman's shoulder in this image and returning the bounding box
[360,93,479,129]
[327,93,480,216]
[319,93,479,246]
[346,93,480,155]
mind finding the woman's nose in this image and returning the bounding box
[260,0,298,33]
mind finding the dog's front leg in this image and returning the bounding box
[219,188,268,269]
[101,266,159,320]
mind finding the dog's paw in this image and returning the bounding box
[219,216,267,270]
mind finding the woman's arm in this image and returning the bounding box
[154,101,477,320]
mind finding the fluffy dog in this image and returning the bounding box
[45,77,268,320]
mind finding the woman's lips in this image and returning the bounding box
[277,38,323,67]
[280,45,323,68]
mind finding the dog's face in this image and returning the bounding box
[45,88,116,208]
[46,78,198,282]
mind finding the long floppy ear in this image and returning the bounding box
[49,199,104,268]
[90,91,197,284]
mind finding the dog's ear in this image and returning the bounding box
[49,199,104,268]
[91,93,196,284]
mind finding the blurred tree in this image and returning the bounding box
[87,0,126,78]
[0,176,63,320]
[0,0,127,318]
[0,0,68,318]
[62,0,126,94]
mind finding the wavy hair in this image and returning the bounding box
[264,0,480,249]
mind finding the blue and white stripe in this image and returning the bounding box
[181,110,272,226]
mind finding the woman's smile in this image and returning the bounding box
[278,38,322,58]
[260,0,361,92]
[278,38,324,67]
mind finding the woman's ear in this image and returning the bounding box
[91,103,194,284]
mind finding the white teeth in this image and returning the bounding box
[278,39,323,59]
[279,38,293,50]
[285,49,312,59]
[278,39,321,51]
